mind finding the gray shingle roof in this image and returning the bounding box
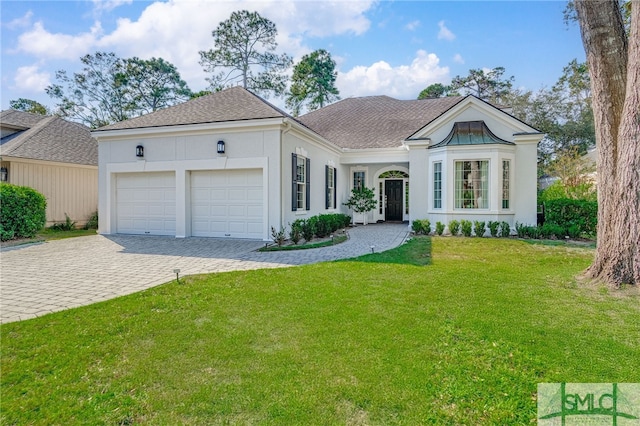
[1,111,97,166]
[95,86,288,132]
[0,109,48,130]
[298,95,465,149]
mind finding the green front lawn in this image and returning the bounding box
[2,237,638,424]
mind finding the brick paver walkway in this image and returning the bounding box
[0,223,409,324]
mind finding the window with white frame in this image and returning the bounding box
[326,166,336,209]
[502,160,510,209]
[353,171,365,190]
[433,162,442,209]
[455,160,489,209]
[292,153,310,211]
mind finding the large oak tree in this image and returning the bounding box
[575,0,639,286]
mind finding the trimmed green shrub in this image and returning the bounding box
[460,220,472,237]
[412,220,423,234]
[289,220,303,245]
[544,198,597,236]
[435,221,445,236]
[473,221,486,237]
[0,183,47,241]
[499,221,511,238]
[488,221,500,237]
[448,220,460,236]
[421,219,431,235]
[515,223,541,239]
[539,223,565,239]
[301,217,317,242]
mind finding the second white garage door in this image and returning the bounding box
[191,169,263,239]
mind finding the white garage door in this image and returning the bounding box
[191,169,263,239]
[116,172,176,235]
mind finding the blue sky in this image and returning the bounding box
[1,1,586,112]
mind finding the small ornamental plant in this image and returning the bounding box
[344,187,377,213]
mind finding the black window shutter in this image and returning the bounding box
[333,168,337,209]
[325,165,330,209]
[306,158,311,210]
[291,153,297,211]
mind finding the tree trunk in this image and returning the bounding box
[576,0,640,286]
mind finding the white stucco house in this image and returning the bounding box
[93,86,542,240]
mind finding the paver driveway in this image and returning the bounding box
[0,223,409,324]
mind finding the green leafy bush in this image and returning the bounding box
[516,223,541,239]
[488,221,500,237]
[544,198,597,236]
[473,221,485,237]
[448,220,460,236]
[301,217,317,242]
[84,211,99,230]
[50,213,76,231]
[460,220,473,237]
[539,223,566,239]
[500,222,511,238]
[435,221,445,236]
[289,220,303,245]
[0,183,47,241]
[412,219,431,235]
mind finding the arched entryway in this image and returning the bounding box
[377,169,409,222]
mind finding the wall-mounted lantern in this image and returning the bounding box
[136,145,144,158]
[0,167,8,182]
[217,140,225,154]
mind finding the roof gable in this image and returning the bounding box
[95,86,288,132]
[429,120,514,148]
[407,95,541,142]
[298,95,464,149]
[1,112,97,166]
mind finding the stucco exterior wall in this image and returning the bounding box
[98,123,283,239]
[280,130,344,229]
[3,158,97,226]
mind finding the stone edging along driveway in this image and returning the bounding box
[0,223,409,324]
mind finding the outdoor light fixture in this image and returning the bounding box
[217,140,225,154]
[0,167,7,182]
[136,145,144,158]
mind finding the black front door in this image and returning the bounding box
[385,180,403,221]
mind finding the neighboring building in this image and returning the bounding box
[0,110,98,226]
[93,87,543,240]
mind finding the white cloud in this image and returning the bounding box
[453,53,464,64]
[15,21,104,60]
[92,0,133,14]
[7,11,33,30]
[10,0,375,92]
[405,20,420,31]
[437,20,455,41]
[337,50,449,99]
[13,65,50,92]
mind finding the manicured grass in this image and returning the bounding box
[2,237,638,424]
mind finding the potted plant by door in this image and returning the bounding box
[344,187,377,225]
